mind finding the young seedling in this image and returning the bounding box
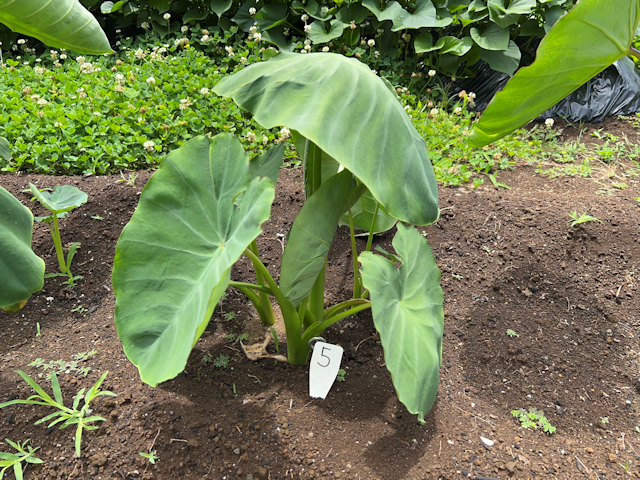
[568,211,602,227]
[336,369,346,382]
[139,451,159,464]
[511,408,556,434]
[506,329,519,337]
[28,183,88,286]
[0,439,42,480]
[0,370,116,457]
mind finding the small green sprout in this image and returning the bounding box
[0,371,116,457]
[139,451,159,464]
[336,369,346,382]
[0,439,42,480]
[568,211,602,227]
[91,215,103,220]
[212,355,229,369]
[601,416,609,424]
[511,408,556,434]
[506,329,519,337]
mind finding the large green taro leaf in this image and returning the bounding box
[280,171,364,305]
[0,0,112,54]
[339,188,397,234]
[470,0,640,147]
[359,224,444,423]
[214,52,439,226]
[0,186,45,313]
[112,134,275,386]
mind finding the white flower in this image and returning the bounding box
[115,73,124,82]
[301,14,309,22]
[545,118,554,127]
[247,132,256,142]
[367,39,375,48]
[93,111,101,116]
[37,98,48,106]
[201,35,210,42]
[304,24,311,33]
[322,46,329,52]
[76,56,85,63]
[134,48,146,59]
[401,33,410,42]
[468,92,476,100]
[280,127,291,139]
[262,136,269,145]
[34,66,44,75]
[163,13,171,20]
[320,6,329,15]
[146,76,156,84]
[454,107,462,115]
[143,140,155,152]
[349,21,356,30]
[200,87,210,95]
[250,25,258,34]
[249,7,256,15]
[254,32,262,42]
[60,54,67,60]
[181,25,189,33]
[179,98,191,110]
[304,38,311,46]
[374,50,380,59]
[430,108,438,116]
[225,46,233,54]
[141,21,150,30]
[54,122,62,128]
[428,69,436,77]
[17,39,26,45]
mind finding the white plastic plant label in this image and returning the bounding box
[309,341,343,399]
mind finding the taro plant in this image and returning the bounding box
[0,0,110,312]
[112,52,444,422]
[28,184,88,286]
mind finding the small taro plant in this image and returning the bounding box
[0,439,42,480]
[0,371,116,458]
[112,52,444,422]
[28,183,88,286]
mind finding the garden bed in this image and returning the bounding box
[1,120,640,479]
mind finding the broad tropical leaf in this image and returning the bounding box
[0,136,10,161]
[0,0,112,54]
[280,171,364,305]
[29,184,87,215]
[470,0,640,146]
[214,52,439,226]
[0,186,45,313]
[359,224,444,422]
[112,134,275,386]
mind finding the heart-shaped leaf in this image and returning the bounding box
[363,0,452,31]
[112,134,275,386]
[214,52,439,226]
[0,0,111,54]
[0,186,45,313]
[359,224,444,422]
[29,184,88,215]
[470,0,640,146]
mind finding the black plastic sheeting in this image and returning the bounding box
[455,57,640,123]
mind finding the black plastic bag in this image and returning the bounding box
[456,57,640,123]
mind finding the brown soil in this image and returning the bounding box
[2,118,640,480]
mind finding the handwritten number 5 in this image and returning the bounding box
[317,346,331,367]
